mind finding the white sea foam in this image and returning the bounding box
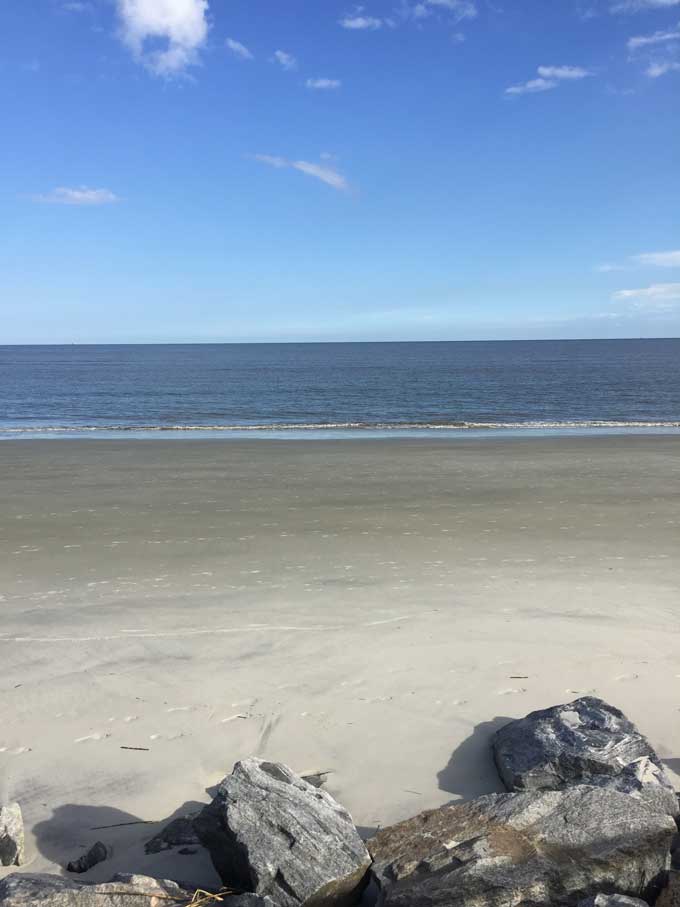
[2,419,680,435]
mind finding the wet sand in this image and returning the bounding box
[1,436,679,886]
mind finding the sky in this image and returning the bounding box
[1,0,680,343]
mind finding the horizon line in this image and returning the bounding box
[1,336,679,347]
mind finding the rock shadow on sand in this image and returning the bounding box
[32,800,219,889]
[437,717,511,801]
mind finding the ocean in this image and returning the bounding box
[1,339,679,438]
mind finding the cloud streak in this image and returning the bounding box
[339,15,384,29]
[646,60,680,76]
[33,187,120,205]
[306,78,342,89]
[116,0,209,76]
[634,249,680,266]
[506,65,592,95]
[627,26,680,50]
[598,249,680,271]
[253,154,349,191]
[225,37,253,60]
[272,50,297,70]
[611,0,680,12]
[612,282,680,310]
[413,0,477,22]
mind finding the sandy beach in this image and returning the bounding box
[1,436,679,888]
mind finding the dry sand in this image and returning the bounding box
[1,436,679,887]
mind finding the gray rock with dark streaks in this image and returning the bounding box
[368,785,675,907]
[492,696,678,816]
[227,896,276,907]
[195,758,371,907]
[144,816,200,854]
[578,896,650,907]
[0,872,192,906]
[0,804,24,867]
[66,841,108,874]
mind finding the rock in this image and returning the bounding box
[300,771,332,789]
[657,870,680,907]
[0,804,24,867]
[67,841,108,874]
[227,897,276,907]
[368,785,675,907]
[194,758,371,907]
[579,897,650,907]
[0,872,192,906]
[144,817,200,854]
[492,696,678,816]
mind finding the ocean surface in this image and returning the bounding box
[1,340,679,439]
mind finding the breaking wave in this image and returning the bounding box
[2,420,680,435]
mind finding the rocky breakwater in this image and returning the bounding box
[1,697,678,907]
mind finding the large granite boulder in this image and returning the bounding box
[0,873,192,906]
[0,804,24,867]
[368,785,675,907]
[492,697,678,817]
[194,758,371,907]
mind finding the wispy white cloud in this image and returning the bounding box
[625,23,680,78]
[627,25,680,49]
[253,154,349,191]
[292,161,348,190]
[596,262,627,272]
[62,1,91,11]
[646,59,680,75]
[612,0,680,12]
[340,1,475,32]
[506,77,557,95]
[597,249,680,271]
[271,49,297,70]
[225,37,253,60]
[339,15,384,29]
[253,154,287,168]
[116,0,209,76]
[33,187,120,205]
[506,65,592,95]
[398,0,477,26]
[537,65,592,79]
[421,0,477,21]
[306,78,342,89]
[634,249,680,266]
[612,282,680,310]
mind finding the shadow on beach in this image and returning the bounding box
[437,717,511,801]
[32,800,219,889]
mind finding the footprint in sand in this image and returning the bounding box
[74,732,111,743]
[0,746,32,755]
[497,688,527,695]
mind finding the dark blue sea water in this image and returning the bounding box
[1,340,679,438]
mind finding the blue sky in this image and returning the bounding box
[2,0,680,343]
